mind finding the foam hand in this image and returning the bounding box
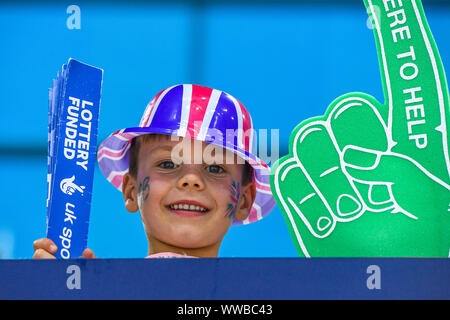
[270,0,450,257]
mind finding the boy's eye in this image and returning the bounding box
[159,161,178,169]
[205,165,224,174]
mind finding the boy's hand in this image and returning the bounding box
[33,238,97,259]
[33,238,57,259]
[81,248,98,259]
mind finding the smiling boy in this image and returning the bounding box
[33,84,276,259]
[122,134,256,257]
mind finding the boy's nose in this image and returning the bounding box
[177,173,205,191]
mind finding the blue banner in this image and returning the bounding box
[0,258,448,300]
[46,59,103,259]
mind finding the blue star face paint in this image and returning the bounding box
[137,176,150,210]
[224,181,241,219]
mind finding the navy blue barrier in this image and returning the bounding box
[0,258,449,300]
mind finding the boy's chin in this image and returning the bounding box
[164,225,229,249]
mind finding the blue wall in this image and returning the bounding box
[0,1,449,258]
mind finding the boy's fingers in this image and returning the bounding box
[33,248,56,259]
[82,248,98,259]
[33,238,57,253]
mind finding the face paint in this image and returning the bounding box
[137,176,150,210]
[224,181,240,219]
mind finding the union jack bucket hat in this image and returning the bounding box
[97,84,276,225]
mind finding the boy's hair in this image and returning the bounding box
[129,134,254,185]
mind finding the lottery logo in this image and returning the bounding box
[60,175,85,196]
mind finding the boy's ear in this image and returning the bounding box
[234,182,257,222]
[122,173,139,213]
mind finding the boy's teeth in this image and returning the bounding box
[170,203,207,212]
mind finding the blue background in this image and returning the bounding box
[0,0,449,259]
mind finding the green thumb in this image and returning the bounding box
[342,146,450,218]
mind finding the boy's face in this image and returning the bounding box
[122,135,256,255]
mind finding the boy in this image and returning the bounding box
[33,84,276,258]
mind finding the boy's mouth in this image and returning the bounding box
[167,200,210,216]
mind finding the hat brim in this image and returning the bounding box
[97,126,276,225]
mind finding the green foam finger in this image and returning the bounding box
[270,0,450,257]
